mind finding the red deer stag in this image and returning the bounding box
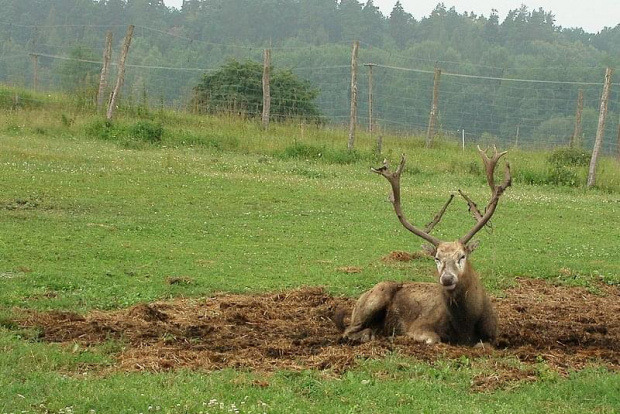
[335,147,511,346]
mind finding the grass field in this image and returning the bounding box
[0,101,619,413]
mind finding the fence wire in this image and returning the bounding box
[0,23,618,153]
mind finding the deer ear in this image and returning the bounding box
[421,244,436,257]
[466,240,480,253]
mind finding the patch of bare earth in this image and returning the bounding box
[15,277,620,392]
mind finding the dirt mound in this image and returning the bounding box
[381,250,427,262]
[15,279,620,391]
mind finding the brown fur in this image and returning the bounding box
[337,241,497,346]
[344,148,509,346]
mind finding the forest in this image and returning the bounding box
[0,0,619,150]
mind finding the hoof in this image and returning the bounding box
[342,328,375,343]
[473,341,495,351]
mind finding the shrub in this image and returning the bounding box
[86,119,164,147]
[543,147,590,187]
[281,143,323,160]
[86,119,117,141]
[277,144,371,165]
[514,168,547,186]
[547,165,580,187]
[192,60,321,122]
[129,121,164,144]
[548,147,590,167]
[0,87,43,110]
[533,116,573,146]
[61,114,74,127]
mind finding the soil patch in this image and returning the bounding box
[15,278,620,391]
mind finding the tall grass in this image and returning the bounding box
[1,84,619,192]
[3,101,619,193]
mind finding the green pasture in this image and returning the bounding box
[0,101,619,413]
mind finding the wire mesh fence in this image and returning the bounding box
[1,22,618,154]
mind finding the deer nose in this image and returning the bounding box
[440,273,457,289]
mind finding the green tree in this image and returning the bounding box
[192,60,321,122]
[361,0,386,46]
[388,1,415,48]
[57,45,100,94]
[337,0,364,42]
[500,6,557,52]
[296,0,340,44]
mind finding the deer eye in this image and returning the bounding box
[458,255,466,264]
[434,257,441,264]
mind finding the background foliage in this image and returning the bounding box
[192,60,321,121]
[0,0,619,151]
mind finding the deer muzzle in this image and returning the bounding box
[440,272,458,290]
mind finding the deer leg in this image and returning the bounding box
[407,329,441,345]
[473,341,494,351]
[474,297,498,344]
[343,281,401,342]
[342,327,375,342]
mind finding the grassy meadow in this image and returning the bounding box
[0,93,619,413]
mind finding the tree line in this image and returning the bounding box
[0,0,619,150]
[2,0,618,56]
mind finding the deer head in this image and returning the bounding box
[372,146,511,291]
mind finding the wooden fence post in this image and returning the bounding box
[515,125,520,149]
[616,121,620,162]
[426,66,441,148]
[570,89,584,148]
[347,41,359,151]
[107,24,134,121]
[587,67,613,188]
[97,31,113,112]
[365,63,375,136]
[616,108,620,162]
[29,53,39,92]
[261,48,271,129]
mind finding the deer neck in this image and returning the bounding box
[443,261,480,309]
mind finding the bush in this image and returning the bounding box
[547,165,580,187]
[277,143,372,165]
[542,147,590,187]
[514,168,547,186]
[281,143,323,160]
[548,147,590,167]
[86,119,164,147]
[86,119,116,141]
[129,121,164,144]
[0,87,43,110]
[192,60,321,122]
[533,116,573,146]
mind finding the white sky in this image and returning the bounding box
[163,0,619,34]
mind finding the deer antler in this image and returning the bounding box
[458,146,511,245]
[424,194,454,233]
[372,154,444,246]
